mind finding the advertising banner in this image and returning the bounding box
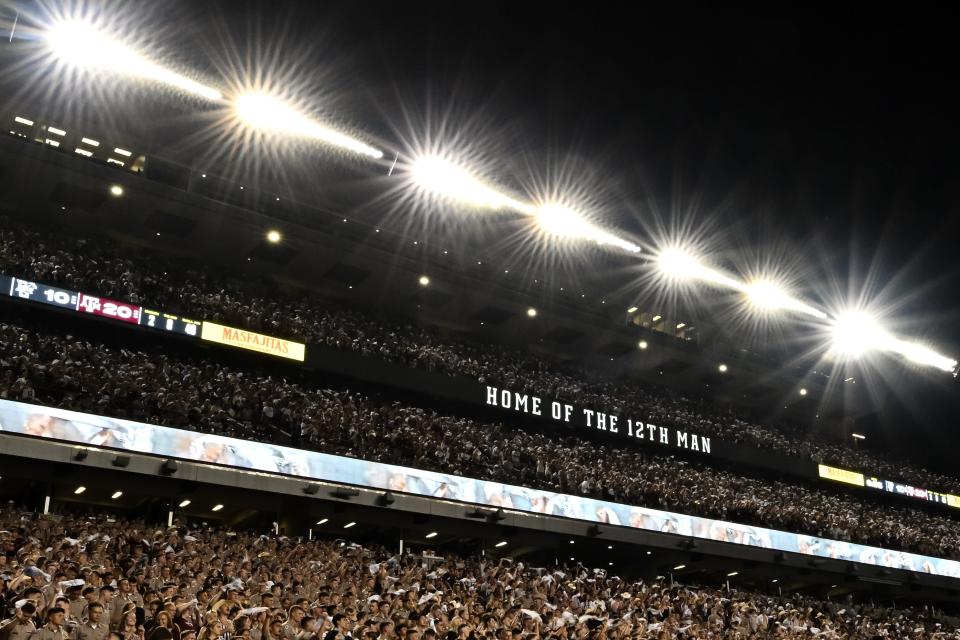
[1,399,958,579]
[200,321,306,361]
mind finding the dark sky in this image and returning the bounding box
[4,2,960,460]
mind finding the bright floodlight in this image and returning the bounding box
[409,155,531,212]
[266,230,282,244]
[718,363,728,373]
[235,93,383,159]
[109,185,123,197]
[831,310,885,359]
[535,203,641,253]
[47,20,223,101]
[744,279,828,319]
[418,275,430,286]
[526,307,538,318]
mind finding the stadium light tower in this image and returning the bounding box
[234,93,383,159]
[409,155,531,212]
[46,20,223,101]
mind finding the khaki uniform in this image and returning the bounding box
[0,619,37,640]
[29,624,70,640]
[74,623,109,640]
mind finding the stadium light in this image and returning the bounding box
[744,280,827,319]
[494,540,508,547]
[851,433,866,440]
[111,491,123,499]
[673,564,686,571]
[234,93,383,159]
[178,499,191,508]
[535,203,641,253]
[343,521,356,529]
[425,532,438,539]
[418,275,430,286]
[266,230,282,244]
[799,388,808,396]
[316,518,329,525]
[409,155,531,212]
[526,307,538,318]
[638,340,648,350]
[211,504,224,512]
[47,20,223,101]
[74,486,86,495]
[627,306,638,313]
[718,363,728,373]
[109,185,123,197]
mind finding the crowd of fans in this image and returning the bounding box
[1,511,958,640]
[0,217,956,498]
[2,319,959,561]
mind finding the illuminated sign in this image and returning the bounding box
[142,309,201,338]
[200,321,305,361]
[818,464,865,487]
[1,398,958,579]
[822,464,960,510]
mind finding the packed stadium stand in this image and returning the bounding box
[2,8,960,636]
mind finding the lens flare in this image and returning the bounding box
[47,20,223,101]
[234,93,383,159]
[409,155,531,212]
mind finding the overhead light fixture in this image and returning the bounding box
[409,155,530,212]
[211,504,224,512]
[14,116,34,126]
[799,388,808,396]
[109,185,123,197]
[74,486,86,495]
[494,541,507,548]
[266,229,282,243]
[652,315,662,322]
[111,491,123,499]
[676,322,686,329]
[74,148,93,157]
[47,126,66,136]
[638,340,648,350]
[81,137,99,147]
[343,521,356,529]
[178,499,191,508]
[526,307,538,318]
[418,275,430,286]
[771,579,778,583]
[425,532,438,539]
[726,571,739,577]
[234,92,382,158]
[569,540,575,545]
[46,20,223,101]
[851,433,866,440]
[316,518,329,525]
[626,306,638,314]
[113,148,133,157]
[718,363,728,373]
[673,564,686,571]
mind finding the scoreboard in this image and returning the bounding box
[2,276,201,339]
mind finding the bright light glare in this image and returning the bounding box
[178,499,191,508]
[745,280,828,319]
[109,185,123,197]
[495,541,508,547]
[74,486,86,495]
[409,155,530,212]
[418,275,430,286]
[47,20,223,101]
[235,93,383,159]
[831,310,956,372]
[535,204,641,253]
[111,491,123,499]
[526,307,538,318]
[266,230,282,244]
[211,504,224,512]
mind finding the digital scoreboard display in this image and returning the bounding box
[1,275,199,339]
[142,308,201,337]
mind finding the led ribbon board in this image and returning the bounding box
[1,399,958,579]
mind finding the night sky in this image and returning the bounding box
[3,2,959,463]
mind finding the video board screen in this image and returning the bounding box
[1,398,958,579]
